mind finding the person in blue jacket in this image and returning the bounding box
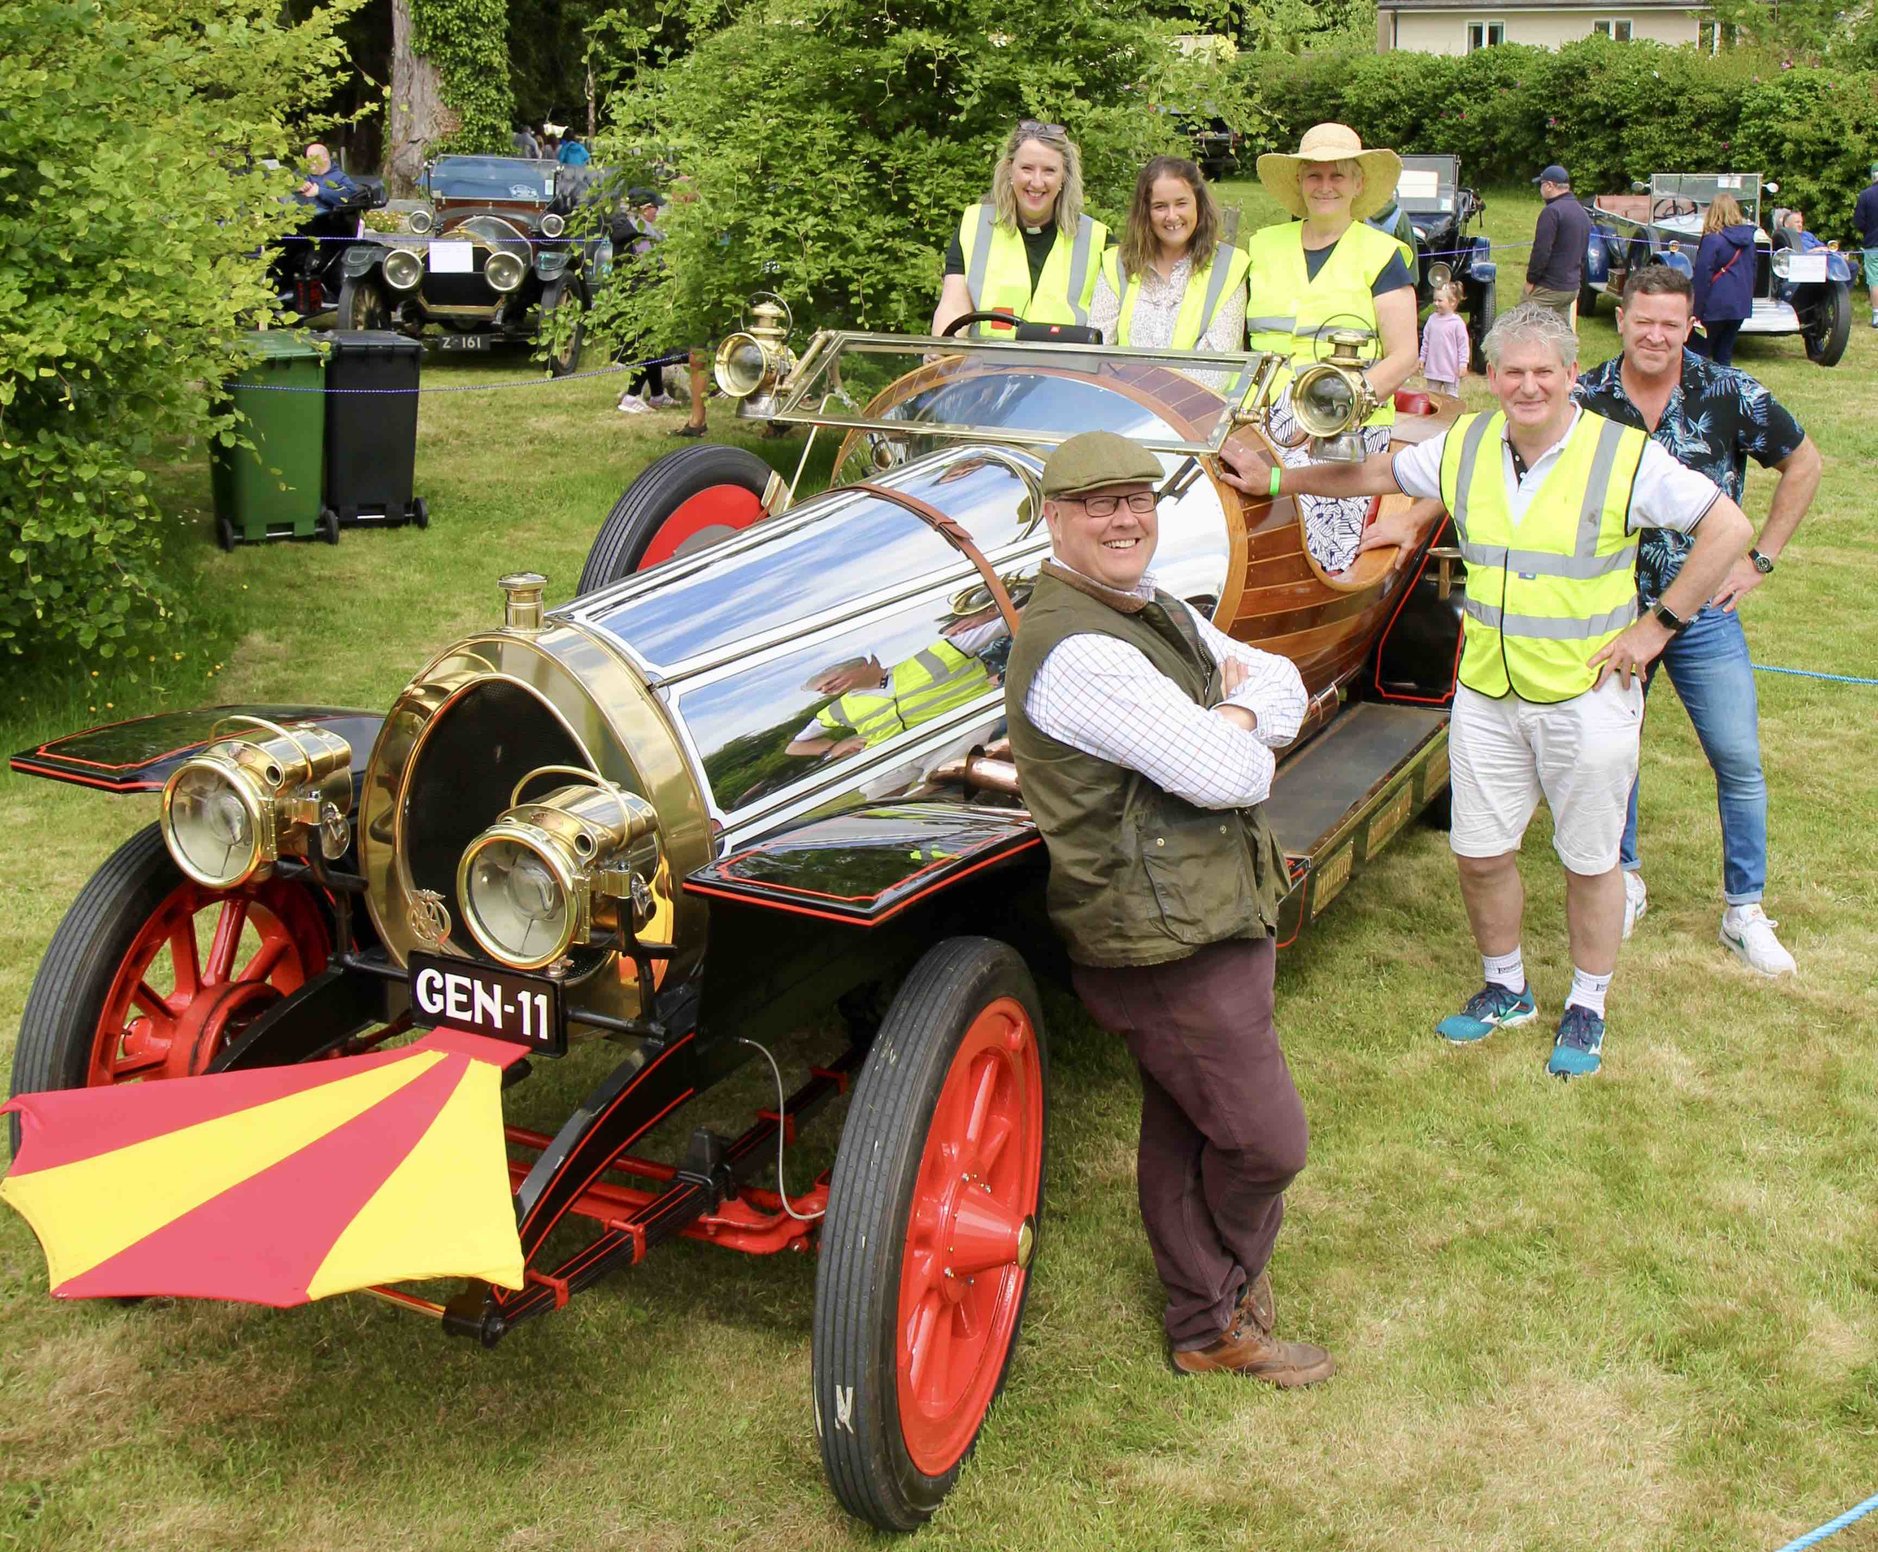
[1691,193,1757,366]
[556,132,591,167]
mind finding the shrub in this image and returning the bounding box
[0,0,359,661]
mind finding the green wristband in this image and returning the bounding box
[1267,465,1282,499]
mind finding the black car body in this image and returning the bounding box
[269,175,389,321]
[337,156,615,376]
[1373,154,1497,372]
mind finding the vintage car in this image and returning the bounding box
[336,155,616,376]
[1372,154,1497,371]
[5,315,1465,1531]
[268,174,390,321]
[1580,171,1855,366]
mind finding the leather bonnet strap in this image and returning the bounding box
[849,482,1023,637]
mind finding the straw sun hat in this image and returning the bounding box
[1256,123,1403,221]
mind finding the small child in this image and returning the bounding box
[1419,283,1470,397]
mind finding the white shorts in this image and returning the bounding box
[1448,679,1643,874]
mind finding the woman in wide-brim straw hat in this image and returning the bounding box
[1245,123,1420,575]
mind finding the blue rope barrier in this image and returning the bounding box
[1752,663,1878,687]
[1770,1490,1878,1552]
[232,350,689,394]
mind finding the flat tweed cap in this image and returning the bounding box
[1041,431,1162,499]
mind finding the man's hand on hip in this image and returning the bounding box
[1588,617,1672,690]
[1711,556,1766,613]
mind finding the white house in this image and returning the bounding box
[1375,0,1705,54]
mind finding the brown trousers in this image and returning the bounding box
[1072,935,1309,1351]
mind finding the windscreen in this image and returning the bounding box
[429,157,557,202]
[1396,157,1459,214]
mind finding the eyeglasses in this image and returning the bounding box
[1071,490,1156,518]
[1017,119,1066,140]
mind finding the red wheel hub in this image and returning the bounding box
[636,485,765,570]
[91,878,331,1087]
[896,996,1044,1476]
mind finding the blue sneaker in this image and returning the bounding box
[1435,983,1538,1044]
[1546,1004,1605,1079]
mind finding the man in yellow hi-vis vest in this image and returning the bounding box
[1220,303,1751,1080]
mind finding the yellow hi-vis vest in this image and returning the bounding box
[1439,409,1650,704]
[815,639,994,746]
[957,204,1108,337]
[1098,243,1251,348]
[1243,220,1404,427]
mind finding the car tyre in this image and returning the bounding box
[813,937,1047,1533]
[540,277,588,378]
[336,277,390,333]
[9,824,332,1156]
[1804,282,1851,367]
[577,443,773,591]
[1468,276,1497,374]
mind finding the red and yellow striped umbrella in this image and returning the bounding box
[1,1029,527,1306]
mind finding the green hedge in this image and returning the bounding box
[1240,40,1878,241]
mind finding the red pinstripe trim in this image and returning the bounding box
[8,759,163,792]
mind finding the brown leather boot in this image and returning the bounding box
[1235,1269,1275,1337]
[1170,1310,1335,1387]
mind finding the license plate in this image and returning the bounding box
[408,952,565,1055]
[427,241,474,274]
[439,334,491,351]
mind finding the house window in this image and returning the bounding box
[1593,17,1634,39]
[1466,19,1505,49]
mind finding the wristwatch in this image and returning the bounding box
[1749,548,1776,575]
[1650,600,1693,634]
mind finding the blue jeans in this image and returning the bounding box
[1620,604,1766,904]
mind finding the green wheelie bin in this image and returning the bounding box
[211,331,334,549]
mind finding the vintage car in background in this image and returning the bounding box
[1372,154,1497,371]
[269,173,390,321]
[1580,171,1855,366]
[7,317,1465,1531]
[336,155,616,376]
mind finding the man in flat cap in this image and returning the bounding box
[1004,430,1332,1384]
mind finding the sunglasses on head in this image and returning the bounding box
[1017,119,1066,139]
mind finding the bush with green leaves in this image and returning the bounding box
[579,0,1256,355]
[1241,40,1877,239]
[0,0,359,662]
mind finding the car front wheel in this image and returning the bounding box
[336,277,390,332]
[1468,276,1497,373]
[1803,282,1852,367]
[539,277,588,377]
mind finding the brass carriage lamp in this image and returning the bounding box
[1284,329,1379,463]
[457,770,664,971]
[159,718,354,889]
[714,297,797,419]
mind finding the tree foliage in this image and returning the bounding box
[0,0,362,660]
[581,0,1255,353]
[410,0,515,152]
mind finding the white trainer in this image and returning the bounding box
[616,395,652,415]
[1720,905,1797,976]
[1622,871,1648,941]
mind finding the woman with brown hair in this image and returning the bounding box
[1091,156,1248,351]
[1692,192,1758,367]
[933,121,1109,339]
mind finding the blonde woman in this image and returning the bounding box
[1693,193,1757,367]
[1092,155,1248,351]
[1245,123,1419,574]
[933,121,1109,338]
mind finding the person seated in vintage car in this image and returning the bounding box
[1090,155,1248,352]
[932,120,1109,339]
[296,142,362,212]
[1243,123,1420,576]
[1775,208,1831,254]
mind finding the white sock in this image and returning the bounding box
[1567,966,1612,1018]
[1483,947,1525,994]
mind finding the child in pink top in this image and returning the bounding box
[1419,283,1470,396]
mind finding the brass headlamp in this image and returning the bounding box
[1285,329,1380,463]
[159,718,354,889]
[456,767,663,971]
[713,297,797,419]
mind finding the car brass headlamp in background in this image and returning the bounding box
[714,297,797,420]
[1427,260,1454,292]
[407,207,435,236]
[484,250,528,292]
[383,248,424,291]
[457,768,663,971]
[160,719,353,889]
[540,212,566,238]
[1283,329,1380,463]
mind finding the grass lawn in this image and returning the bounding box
[2,185,1876,1552]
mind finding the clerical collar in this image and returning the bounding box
[1023,224,1044,235]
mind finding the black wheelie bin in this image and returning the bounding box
[322,329,428,532]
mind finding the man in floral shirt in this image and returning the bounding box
[1573,266,1822,975]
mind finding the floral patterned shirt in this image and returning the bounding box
[1573,349,1805,601]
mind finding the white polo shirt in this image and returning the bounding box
[1391,406,1722,533]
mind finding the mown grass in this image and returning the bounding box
[2,186,1876,1552]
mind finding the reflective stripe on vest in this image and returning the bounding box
[1439,409,1649,703]
[1243,220,1403,427]
[959,205,1109,336]
[816,640,994,745]
[1100,243,1250,348]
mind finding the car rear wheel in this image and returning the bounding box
[539,277,587,378]
[813,937,1047,1532]
[336,277,389,332]
[576,443,773,591]
[9,824,332,1155]
[1468,277,1497,373]
[1803,282,1851,367]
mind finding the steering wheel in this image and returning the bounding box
[1652,197,1697,223]
[941,310,1025,338]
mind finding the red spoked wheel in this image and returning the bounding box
[9,824,331,1152]
[575,444,773,594]
[814,938,1047,1532]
